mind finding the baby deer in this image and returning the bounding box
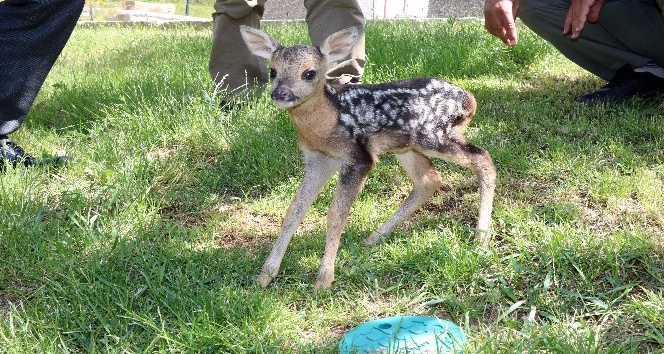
[240,26,496,288]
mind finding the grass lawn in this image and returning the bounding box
[1,19,663,353]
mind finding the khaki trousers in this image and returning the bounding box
[519,0,664,81]
[209,0,365,99]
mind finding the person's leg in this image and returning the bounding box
[519,0,663,80]
[518,0,664,103]
[0,0,85,138]
[303,0,366,84]
[598,0,664,70]
[0,0,84,167]
[209,0,269,100]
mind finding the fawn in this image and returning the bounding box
[240,26,496,288]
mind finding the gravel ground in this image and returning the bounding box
[262,0,483,21]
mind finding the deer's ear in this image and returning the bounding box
[240,25,280,59]
[319,27,358,62]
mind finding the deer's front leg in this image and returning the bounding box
[315,160,373,288]
[258,150,339,287]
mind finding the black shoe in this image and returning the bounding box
[576,65,664,105]
[0,137,68,170]
[1,137,37,168]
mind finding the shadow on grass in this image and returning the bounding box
[26,23,213,134]
[365,19,553,81]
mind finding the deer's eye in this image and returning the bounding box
[269,68,277,79]
[302,70,317,81]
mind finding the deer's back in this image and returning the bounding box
[326,77,475,141]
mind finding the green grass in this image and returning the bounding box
[1,20,663,353]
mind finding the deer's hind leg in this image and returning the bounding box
[426,139,496,246]
[364,150,444,246]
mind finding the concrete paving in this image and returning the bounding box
[262,0,483,21]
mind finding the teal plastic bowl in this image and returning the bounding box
[339,316,467,353]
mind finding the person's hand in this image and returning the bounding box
[564,0,606,39]
[484,0,520,46]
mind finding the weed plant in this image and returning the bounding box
[0,20,662,353]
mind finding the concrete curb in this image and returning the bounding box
[76,17,484,29]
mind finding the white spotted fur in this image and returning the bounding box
[240,26,497,288]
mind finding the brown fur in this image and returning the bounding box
[241,26,496,288]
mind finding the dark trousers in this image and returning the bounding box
[0,0,85,136]
[518,0,664,81]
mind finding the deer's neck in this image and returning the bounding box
[287,85,339,151]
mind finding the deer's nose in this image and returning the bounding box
[271,87,295,102]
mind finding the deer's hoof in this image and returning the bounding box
[474,229,492,248]
[364,232,382,246]
[257,272,273,288]
[314,275,334,289]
